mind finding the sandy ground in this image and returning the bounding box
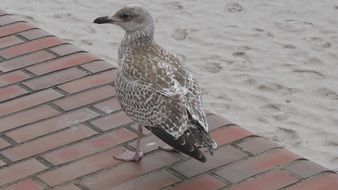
[2,0,338,171]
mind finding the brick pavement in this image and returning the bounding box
[0,10,337,190]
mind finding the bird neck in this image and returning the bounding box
[121,24,155,47]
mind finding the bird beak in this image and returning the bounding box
[93,16,115,24]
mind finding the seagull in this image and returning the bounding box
[94,4,216,162]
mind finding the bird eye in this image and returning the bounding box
[120,14,131,19]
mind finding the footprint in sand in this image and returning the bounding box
[285,99,291,103]
[276,127,302,147]
[241,78,258,86]
[53,13,72,19]
[258,82,287,93]
[200,87,208,95]
[84,26,96,34]
[304,57,324,65]
[200,55,229,74]
[283,44,296,49]
[232,51,246,57]
[167,1,184,10]
[276,20,314,32]
[303,37,332,51]
[287,87,302,96]
[314,88,338,100]
[326,138,338,147]
[232,51,253,65]
[203,62,223,74]
[225,2,243,12]
[81,39,93,46]
[172,28,197,41]
[293,69,324,78]
[171,28,188,41]
[253,28,265,32]
[253,28,274,37]
[260,103,282,112]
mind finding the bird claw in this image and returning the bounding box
[114,150,144,162]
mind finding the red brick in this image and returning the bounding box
[23,68,87,91]
[211,125,253,146]
[49,44,83,56]
[2,125,96,161]
[81,151,180,189]
[0,85,28,102]
[207,114,234,131]
[53,184,81,190]
[170,175,224,190]
[18,29,52,40]
[91,111,133,131]
[113,170,180,190]
[215,148,301,183]
[172,145,247,177]
[288,173,338,190]
[58,70,117,94]
[43,128,136,165]
[229,170,298,190]
[38,147,124,186]
[0,15,22,26]
[0,138,11,149]
[93,97,121,113]
[6,108,98,143]
[0,159,47,186]
[80,60,115,73]
[26,52,98,75]
[0,89,63,117]
[0,105,59,133]
[0,50,56,72]
[0,22,34,38]
[0,37,64,59]
[53,85,115,111]
[0,35,24,49]
[237,137,280,154]
[3,179,44,190]
[0,70,31,87]
[284,160,330,178]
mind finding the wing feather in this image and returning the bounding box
[146,125,207,162]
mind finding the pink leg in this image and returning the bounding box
[114,124,144,161]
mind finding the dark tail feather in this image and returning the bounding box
[199,128,214,155]
[187,111,214,155]
[147,126,207,162]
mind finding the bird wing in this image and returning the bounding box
[145,49,209,132]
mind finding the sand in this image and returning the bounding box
[2,0,338,171]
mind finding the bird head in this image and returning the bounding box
[93,4,154,33]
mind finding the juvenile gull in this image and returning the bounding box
[94,4,216,162]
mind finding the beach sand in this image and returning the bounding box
[2,0,338,171]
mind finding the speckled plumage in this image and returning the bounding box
[95,4,216,162]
